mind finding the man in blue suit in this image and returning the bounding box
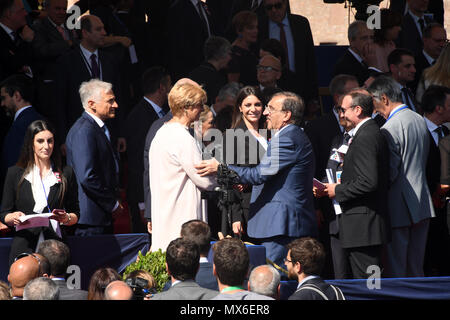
[0,75,43,201]
[65,79,123,236]
[197,92,318,267]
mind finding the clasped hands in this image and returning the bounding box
[314,183,338,199]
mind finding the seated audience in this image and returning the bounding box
[87,267,121,300]
[150,238,219,300]
[248,264,280,299]
[286,237,345,300]
[23,277,60,300]
[211,238,273,300]
[256,55,282,92]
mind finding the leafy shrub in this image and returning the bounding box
[122,249,169,292]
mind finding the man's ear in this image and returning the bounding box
[165,262,171,276]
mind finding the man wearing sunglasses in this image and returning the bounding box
[258,0,318,107]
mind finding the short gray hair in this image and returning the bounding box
[367,75,403,103]
[23,277,59,300]
[348,20,367,42]
[79,79,113,110]
[217,82,241,102]
[204,36,231,61]
[248,265,280,298]
[272,91,305,126]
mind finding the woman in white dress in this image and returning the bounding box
[149,82,217,252]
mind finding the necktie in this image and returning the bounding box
[90,53,100,79]
[102,125,111,141]
[418,18,425,33]
[158,109,166,118]
[278,22,289,69]
[435,126,443,142]
[56,25,68,40]
[196,1,210,36]
[343,133,351,146]
[401,87,416,112]
[10,31,16,42]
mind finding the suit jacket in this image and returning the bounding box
[229,124,318,239]
[124,98,160,204]
[258,14,318,103]
[32,17,77,80]
[0,165,79,265]
[188,62,227,105]
[167,0,215,81]
[288,277,343,300]
[0,25,33,81]
[304,110,342,180]
[195,261,218,291]
[54,45,122,140]
[381,107,435,228]
[150,280,219,300]
[53,279,88,300]
[412,51,431,95]
[426,127,449,195]
[143,112,173,221]
[0,107,43,198]
[396,12,434,58]
[65,112,119,226]
[335,119,390,249]
[333,49,370,86]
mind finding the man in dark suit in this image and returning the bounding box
[0,0,34,82]
[333,21,378,86]
[412,23,447,93]
[0,75,43,200]
[388,48,419,112]
[395,0,434,58]
[180,220,218,291]
[124,66,171,233]
[286,238,344,300]
[325,89,390,279]
[421,85,450,276]
[198,91,318,267]
[258,0,318,105]
[167,0,215,81]
[31,0,77,120]
[37,239,88,300]
[55,14,123,153]
[189,36,231,105]
[65,79,124,236]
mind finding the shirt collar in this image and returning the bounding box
[297,275,319,289]
[388,103,408,118]
[408,9,424,22]
[348,48,364,64]
[47,17,65,29]
[143,96,163,116]
[85,110,105,128]
[352,117,371,136]
[14,105,32,121]
[422,49,434,65]
[274,123,292,137]
[0,22,14,40]
[80,43,98,59]
[424,115,439,132]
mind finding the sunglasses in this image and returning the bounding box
[265,2,283,11]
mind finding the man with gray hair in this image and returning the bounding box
[23,277,60,300]
[197,92,318,267]
[189,36,232,105]
[104,280,133,300]
[368,75,435,277]
[248,264,280,299]
[66,79,124,236]
[333,20,378,86]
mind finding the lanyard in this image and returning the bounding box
[221,286,244,293]
[79,49,102,80]
[387,106,408,122]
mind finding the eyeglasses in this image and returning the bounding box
[14,252,42,275]
[337,105,356,114]
[265,105,285,114]
[265,2,283,11]
[256,65,279,72]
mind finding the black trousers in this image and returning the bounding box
[346,245,382,279]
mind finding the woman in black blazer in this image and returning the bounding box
[221,86,267,239]
[0,120,79,266]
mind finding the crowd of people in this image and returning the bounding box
[0,0,450,300]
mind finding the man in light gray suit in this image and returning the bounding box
[368,75,435,277]
[149,238,219,300]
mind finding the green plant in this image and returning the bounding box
[122,249,169,292]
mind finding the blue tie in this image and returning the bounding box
[158,109,166,118]
[102,125,111,141]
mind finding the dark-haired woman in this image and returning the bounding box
[0,120,79,266]
[221,86,267,239]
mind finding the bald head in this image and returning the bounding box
[248,264,280,299]
[8,255,41,297]
[104,280,133,300]
[257,55,282,88]
[80,14,106,50]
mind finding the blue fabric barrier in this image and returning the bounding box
[280,277,450,300]
[0,234,150,290]
[207,242,267,270]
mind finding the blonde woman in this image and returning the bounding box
[149,82,217,252]
[416,43,450,102]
